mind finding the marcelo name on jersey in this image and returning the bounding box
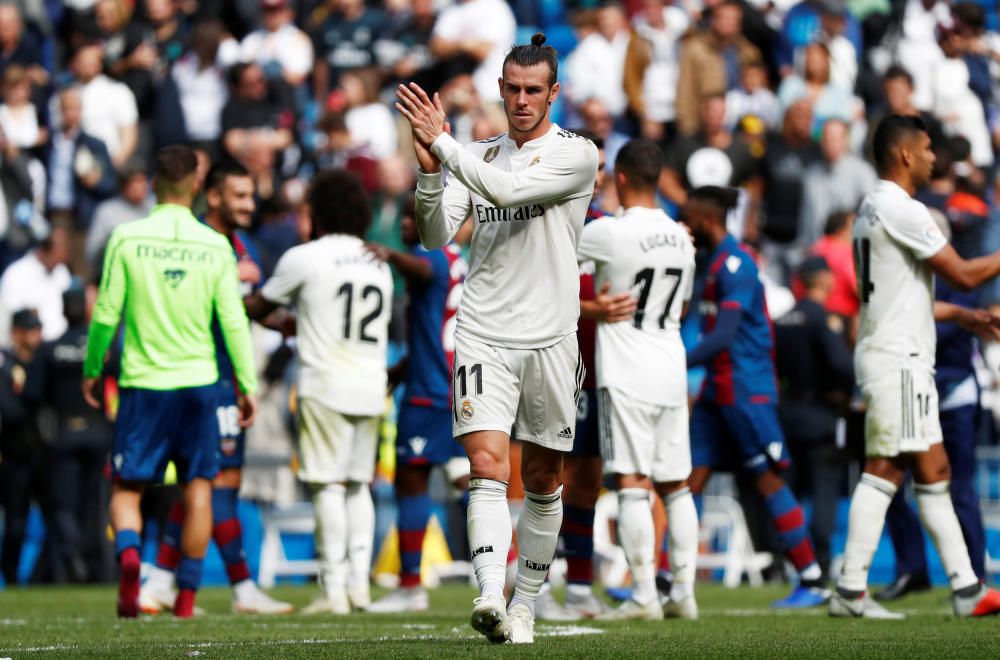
[474,202,545,224]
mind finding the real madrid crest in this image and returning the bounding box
[461,400,475,419]
[484,146,500,163]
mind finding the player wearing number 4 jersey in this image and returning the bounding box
[831,114,1000,619]
[246,170,393,615]
[397,32,598,644]
[576,139,700,621]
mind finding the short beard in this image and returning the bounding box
[505,104,549,138]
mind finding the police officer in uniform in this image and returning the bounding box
[774,256,855,580]
[42,288,115,583]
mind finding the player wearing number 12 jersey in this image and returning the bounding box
[576,139,700,621]
[246,170,393,615]
[830,114,1000,619]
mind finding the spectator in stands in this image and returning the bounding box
[240,0,314,90]
[312,0,388,104]
[775,256,854,581]
[565,2,630,120]
[759,99,821,281]
[0,226,71,343]
[662,93,761,207]
[0,65,44,150]
[172,21,231,153]
[777,0,863,78]
[809,210,858,319]
[340,68,397,161]
[777,42,853,133]
[894,0,950,111]
[676,0,761,135]
[0,3,46,85]
[623,0,690,144]
[0,307,47,585]
[577,97,628,175]
[725,57,781,131]
[221,62,294,201]
[0,121,35,266]
[66,42,139,169]
[429,0,516,105]
[816,0,857,91]
[84,165,153,269]
[375,0,439,91]
[45,86,117,231]
[798,118,876,251]
[931,22,993,167]
[42,287,114,583]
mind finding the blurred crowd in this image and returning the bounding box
[3,0,1000,586]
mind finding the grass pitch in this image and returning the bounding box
[0,583,996,658]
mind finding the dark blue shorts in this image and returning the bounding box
[571,388,600,457]
[113,384,220,483]
[690,399,790,475]
[397,403,466,466]
[214,380,246,471]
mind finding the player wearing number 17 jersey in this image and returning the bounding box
[830,114,1000,619]
[576,139,700,621]
[246,170,393,615]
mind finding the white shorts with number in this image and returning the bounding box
[296,397,379,484]
[863,369,943,457]
[452,332,583,452]
[599,387,691,483]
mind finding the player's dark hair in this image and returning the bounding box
[153,144,198,198]
[567,127,603,150]
[883,65,914,88]
[689,185,740,222]
[503,33,559,87]
[871,114,927,173]
[614,138,663,190]
[823,210,852,236]
[308,168,371,239]
[205,160,251,192]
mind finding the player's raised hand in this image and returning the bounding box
[395,83,446,148]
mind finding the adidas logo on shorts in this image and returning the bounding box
[557,427,573,439]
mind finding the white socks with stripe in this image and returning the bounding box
[838,473,897,594]
[313,483,348,594]
[915,481,979,592]
[467,478,512,600]
[345,482,374,593]
[665,486,699,602]
[617,488,657,606]
[510,486,564,613]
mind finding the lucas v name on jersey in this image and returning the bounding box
[474,202,545,224]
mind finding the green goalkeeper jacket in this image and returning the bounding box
[84,203,258,394]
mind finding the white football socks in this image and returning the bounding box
[915,480,979,592]
[313,483,348,594]
[345,481,375,592]
[838,473,897,593]
[617,488,656,606]
[467,478,512,600]
[664,486,699,602]
[510,486,564,613]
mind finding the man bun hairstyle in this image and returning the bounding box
[689,185,740,220]
[872,113,927,173]
[615,138,663,190]
[503,32,559,87]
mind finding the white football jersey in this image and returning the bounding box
[853,180,948,386]
[415,125,599,349]
[577,207,696,406]
[261,234,393,416]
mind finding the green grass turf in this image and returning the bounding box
[0,583,997,658]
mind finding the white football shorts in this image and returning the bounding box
[296,397,379,484]
[862,368,943,457]
[599,387,691,483]
[451,332,583,451]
